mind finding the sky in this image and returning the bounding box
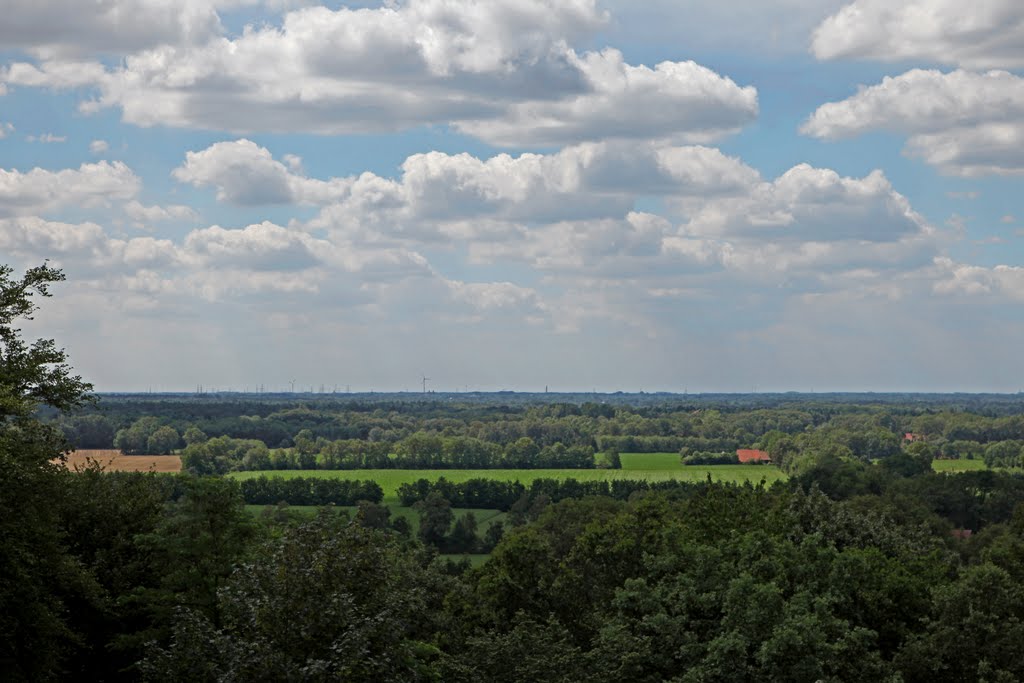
[2,0,1023,393]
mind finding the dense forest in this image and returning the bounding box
[6,264,1024,681]
[57,389,1024,471]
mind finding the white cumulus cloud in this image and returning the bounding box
[2,0,757,146]
[173,139,351,205]
[812,0,1024,69]
[0,0,224,57]
[456,50,758,146]
[124,200,199,226]
[0,161,140,216]
[802,69,1024,176]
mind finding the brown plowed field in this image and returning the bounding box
[59,450,182,473]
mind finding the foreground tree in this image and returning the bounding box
[142,514,445,681]
[0,264,94,680]
[131,476,257,644]
[416,491,453,547]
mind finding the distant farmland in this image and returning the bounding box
[229,463,788,502]
[58,449,992,480]
[59,450,182,473]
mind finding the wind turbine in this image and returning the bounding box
[422,374,430,394]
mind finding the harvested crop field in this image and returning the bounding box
[59,450,182,473]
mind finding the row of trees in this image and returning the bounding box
[178,431,599,472]
[395,476,711,511]
[238,476,383,506]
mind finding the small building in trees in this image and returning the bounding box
[736,448,771,464]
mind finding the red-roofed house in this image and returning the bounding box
[737,449,772,464]
[904,432,924,442]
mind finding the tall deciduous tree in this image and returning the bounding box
[416,491,453,547]
[0,263,94,680]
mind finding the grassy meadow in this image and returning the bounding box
[619,451,687,470]
[931,458,988,473]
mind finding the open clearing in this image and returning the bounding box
[59,450,182,473]
[230,463,788,503]
[932,458,988,472]
[620,452,687,470]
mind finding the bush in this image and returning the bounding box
[680,451,739,466]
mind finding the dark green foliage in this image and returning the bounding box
[880,451,933,478]
[141,515,445,682]
[896,563,1024,682]
[397,476,695,510]
[447,512,480,554]
[130,476,258,645]
[61,413,116,449]
[447,485,958,681]
[57,469,186,677]
[482,519,505,551]
[0,264,95,680]
[399,476,526,508]
[239,475,383,506]
[354,500,391,529]
[416,492,454,547]
[442,614,581,683]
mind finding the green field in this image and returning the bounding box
[619,452,686,470]
[230,463,787,502]
[932,458,988,472]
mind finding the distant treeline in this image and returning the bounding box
[56,397,1024,471]
[58,397,1024,452]
[175,434,597,474]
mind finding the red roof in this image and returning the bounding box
[737,449,771,464]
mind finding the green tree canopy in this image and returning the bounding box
[0,263,94,680]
